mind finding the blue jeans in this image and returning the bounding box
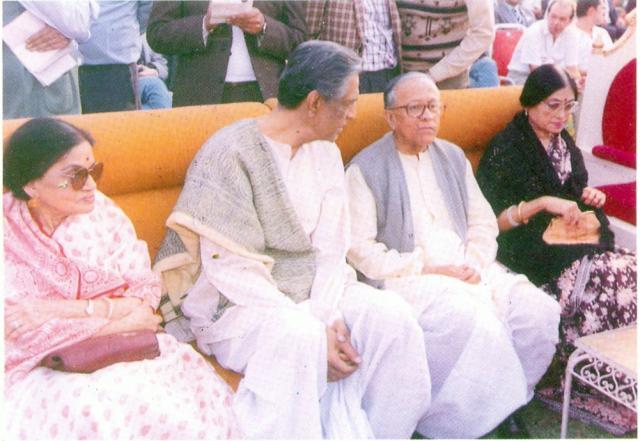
[469,57,499,88]
[139,76,172,109]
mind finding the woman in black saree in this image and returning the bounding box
[476,64,636,432]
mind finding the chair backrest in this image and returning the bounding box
[492,24,525,77]
[602,58,636,152]
[576,15,636,150]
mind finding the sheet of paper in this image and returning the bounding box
[3,10,77,86]
[208,0,254,24]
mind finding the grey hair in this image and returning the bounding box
[384,72,437,108]
[278,40,362,109]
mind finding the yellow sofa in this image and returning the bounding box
[3,86,523,390]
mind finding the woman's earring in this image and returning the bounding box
[27,197,39,209]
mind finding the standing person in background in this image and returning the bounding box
[397,0,495,89]
[3,1,99,119]
[147,2,306,106]
[524,0,545,18]
[137,33,172,110]
[507,0,580,85]
[602,0,626,38]
[495,0,537,25]
[306,0,402,93]
[78,0,152,114]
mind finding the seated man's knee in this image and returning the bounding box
[418,293,483,341]
[511,284,561,329]
[352,287,421,335]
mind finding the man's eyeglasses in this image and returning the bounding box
[57,162,104,190]
[543,99,578,114]
[386,101,445,118]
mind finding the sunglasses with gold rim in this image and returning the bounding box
[56,162,104,191]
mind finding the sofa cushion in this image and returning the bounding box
[592,145,636,169]
[111,186,182,260]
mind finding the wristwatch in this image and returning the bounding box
[257,18,267,46]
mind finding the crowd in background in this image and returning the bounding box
[2,0,635,120]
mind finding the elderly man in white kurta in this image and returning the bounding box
[345,72,561,438]
[154,41,430,439]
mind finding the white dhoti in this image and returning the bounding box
[191,282,430,439]
[387,264,560,438]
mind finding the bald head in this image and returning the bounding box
[546,0,576,36]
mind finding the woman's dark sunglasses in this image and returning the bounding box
[57,162,104,191]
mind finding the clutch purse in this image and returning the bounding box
[542,211,601,245]
[41,330,160,373]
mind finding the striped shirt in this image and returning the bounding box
[397,0,494,84]
[361,0,398,70]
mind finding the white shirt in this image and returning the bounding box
[186,135,354,342]
[346,147,499,281]
[574,24,613,72]
[20,0,98,42]
[508,19,579,84]
[201,21,256,82]
[225,25,257,82]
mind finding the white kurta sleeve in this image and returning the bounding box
[345,164,424,280]
[307,149,352,324]
[199,236,297,309]
[20,0,99,42]
[428,0,495,82]
[463,161,500,271]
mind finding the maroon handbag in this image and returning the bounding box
[41,330,160,373]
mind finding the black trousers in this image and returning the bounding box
[359,65,400,94]
[221,81,263,104]
[79,64,139,114]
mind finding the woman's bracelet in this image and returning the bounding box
[506,205,520,227]
[102,297,114,320]
[517,201,528,224]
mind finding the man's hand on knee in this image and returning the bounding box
[423,264,481,284]
[326,319,360,382]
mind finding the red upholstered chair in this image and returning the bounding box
[491,24,525,85]
[575,16,636,240]
[597,182,636,225]
[591,59,636,169]
[591,58,636,225]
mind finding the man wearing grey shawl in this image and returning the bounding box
[346,72,561,438]
[154,41,430,439]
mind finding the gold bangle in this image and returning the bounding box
[517,201,528,224]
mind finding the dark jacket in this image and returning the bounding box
[476,111,614,285]
[147,1,307,106]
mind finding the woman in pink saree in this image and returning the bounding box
[4,118,240,439]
